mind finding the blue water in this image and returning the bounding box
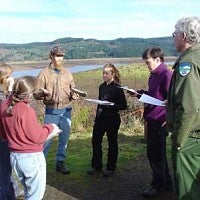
[12,62,174,78]
[13,64,122,78]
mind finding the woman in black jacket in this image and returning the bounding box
[87,63,127,177]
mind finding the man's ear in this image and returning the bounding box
[156,57,161,63]
[182,32,187,41]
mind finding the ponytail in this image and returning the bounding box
[6,76,36,116]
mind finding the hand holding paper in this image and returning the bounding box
[40,88,50,97]
[46,124,62,141]
[71,88,87,97]
[119,86,140,96]
[139,94,165,106]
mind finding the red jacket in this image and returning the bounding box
[0,99,53,153]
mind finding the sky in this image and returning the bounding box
[0,0,200,44]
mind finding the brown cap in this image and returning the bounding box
[50,46,65,56]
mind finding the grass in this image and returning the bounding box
[46,118,146,183]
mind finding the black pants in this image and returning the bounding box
[91,112,120,171]
[146,121,173,190]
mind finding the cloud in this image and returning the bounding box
[0,0,200,43]
[0,16,181,43]
[0,14,174,44]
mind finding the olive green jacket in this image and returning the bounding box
[166,43,200,148]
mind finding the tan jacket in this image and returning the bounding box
[34,64,77,109]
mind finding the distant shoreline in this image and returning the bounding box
[9,57,177,71]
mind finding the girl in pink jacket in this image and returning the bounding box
[0,76,60,200]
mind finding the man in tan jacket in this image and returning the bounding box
[34,46,79,174]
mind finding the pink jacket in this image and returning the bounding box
[0,99,53,153]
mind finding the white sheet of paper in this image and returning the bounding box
[119,86,140,95]
[71,88,87,97]
[139,94,165,106]
[86,99,114,105]
[46,124,62,141]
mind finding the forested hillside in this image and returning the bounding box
[0,36,177,62]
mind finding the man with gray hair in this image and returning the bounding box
[167,16,200,200]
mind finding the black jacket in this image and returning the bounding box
[96,81,127,116]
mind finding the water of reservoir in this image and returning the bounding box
[13,62,174,78]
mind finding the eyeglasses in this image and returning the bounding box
[172,32,176,37]
[172,31,182,38]
[172,32,180,38]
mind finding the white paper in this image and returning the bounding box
[85,99,114,105]
[46,124,62,141]
[119,86,140,95]
[139,94,165,106]
[71,88,87,97]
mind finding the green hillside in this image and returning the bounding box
[0,36,177,62]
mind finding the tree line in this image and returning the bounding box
[0,37,178,62]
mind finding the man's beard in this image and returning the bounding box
[55,61,63,69]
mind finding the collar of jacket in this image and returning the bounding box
[173,43,200,69]
[151,62,166,75]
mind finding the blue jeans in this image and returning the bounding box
[10,152,46,200]
[0,140,15,200]
[43,107,72,162]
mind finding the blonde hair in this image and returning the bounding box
[6,76,36,116]
[103,63,121,83]
[0,64,13,94]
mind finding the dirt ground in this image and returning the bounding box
[43,152,177,200]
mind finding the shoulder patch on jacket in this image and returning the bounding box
[178,62,191,76]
